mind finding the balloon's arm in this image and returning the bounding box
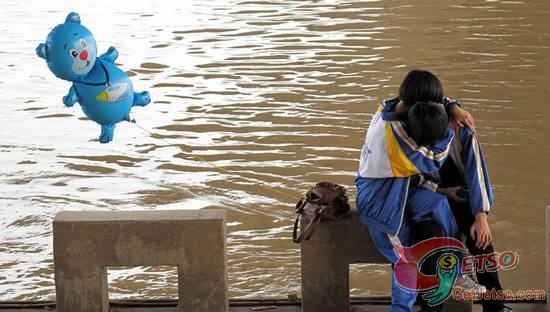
[99,47,118,63]
[62,86,79,107]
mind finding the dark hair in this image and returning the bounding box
[406,101,449,146]
[399,69,444,106]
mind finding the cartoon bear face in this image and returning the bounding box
[36,12,97,81]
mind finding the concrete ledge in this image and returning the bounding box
[53,209,227,312]
[0,298,544,312]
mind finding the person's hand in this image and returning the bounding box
[470,212,492,250]
[451,105,476,132]
[437,186,467,203]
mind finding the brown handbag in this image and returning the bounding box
[292,181,351,243]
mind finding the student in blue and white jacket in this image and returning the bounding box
[400,73,506,312]
[435,121,508,312]
[406,99,508,312]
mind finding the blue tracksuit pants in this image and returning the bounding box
[367,186,459,312]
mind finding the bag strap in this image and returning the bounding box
[292,202,326,244]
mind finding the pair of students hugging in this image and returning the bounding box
[355,70,508,312]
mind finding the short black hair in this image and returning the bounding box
[399,69,444,107]
[406,101,449,146]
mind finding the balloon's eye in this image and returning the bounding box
[79,38,86,48]
[69,49,78,58]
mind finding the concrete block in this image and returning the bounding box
[300,209,472,312]
[301,210,385,312]
[53,209,227,312]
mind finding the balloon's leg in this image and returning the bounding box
[99,124,116,143]
[133,91,151,107]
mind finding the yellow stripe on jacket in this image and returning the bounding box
[385,123,420,177]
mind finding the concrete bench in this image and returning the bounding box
[53,209,227,312]
[300,210,472,312]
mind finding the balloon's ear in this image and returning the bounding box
[36,43,47,60]
[65,12,81,24]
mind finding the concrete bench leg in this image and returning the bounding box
[302,254,350,312]
[177,245,227,311]
[55,265,109,311]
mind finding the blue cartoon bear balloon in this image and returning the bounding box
[36,12,150,143]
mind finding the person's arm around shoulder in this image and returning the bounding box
[444,98,476,132]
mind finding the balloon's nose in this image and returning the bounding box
[79,50,88,60]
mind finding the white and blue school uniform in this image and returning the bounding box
[355,98,459,312]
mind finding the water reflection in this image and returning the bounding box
[0,0,549,300]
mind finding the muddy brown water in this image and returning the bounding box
[0,0,549,301]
